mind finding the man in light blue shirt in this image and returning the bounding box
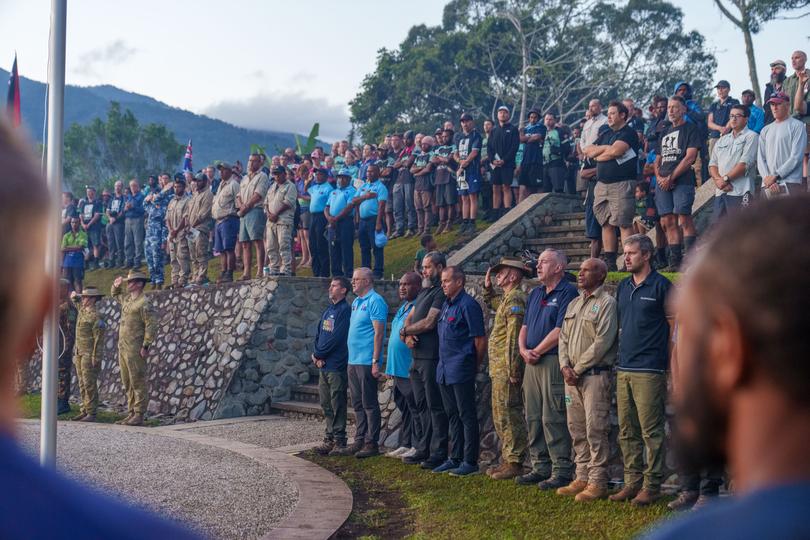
[709,103,759,221]
[347,267,388,457]
[384,272,422,459]
[352,164,388,279]
[309,168,335,277]
[325,169,357,277]
[741,90,764,133]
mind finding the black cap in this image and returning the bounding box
[460,112,473,122]
[715,80,730,89]
[272,165,287,174]
[173,172,185,181]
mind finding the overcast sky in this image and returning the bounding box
[1,0,807,141]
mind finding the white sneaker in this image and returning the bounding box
[400,447,418,459]
[385,446,410,458]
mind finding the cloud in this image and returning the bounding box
[74,40,137,78]
[203,93,351,142]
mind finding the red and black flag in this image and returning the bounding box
[6,54,21,127]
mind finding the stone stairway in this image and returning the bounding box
[270,383,355,423]
[523,211,590,271]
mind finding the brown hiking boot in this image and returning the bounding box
[557,479,589,496]
[631,488,661,507]
[115,413,133,425]
[346,440,364,455]
[486,463,506,478]
[491,462,523,480]
[79,414,97,423]
[668,490,699,511]
[609,483,641,502]
[575,483,608,502]
[328,442,351,456]
[124,414,144,426]
[355,443,380,459]
[71,412,87,422]
[314,440,335,456]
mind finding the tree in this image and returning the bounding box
[713,0,810,105]
[350,0,716,142]
[64,102,183,190]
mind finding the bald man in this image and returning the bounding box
[556,258,618,502]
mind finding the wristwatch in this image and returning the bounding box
[722,174,730,185]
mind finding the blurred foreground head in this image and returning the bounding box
[673,195,810,491]
[0,120,51,428]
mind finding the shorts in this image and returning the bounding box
[86,227,102,249]
[584,181,601,240]
[214,216,239,252]
[518,162,543,188]
[299,208,312,229]
[593,180,635,228]
[62,265,84,283]
[435,183,458,207]
[490,166,515,186]
[632,215,653,233]
[239,207,266,242]
[655,182,695,216]
[458,173,481,195]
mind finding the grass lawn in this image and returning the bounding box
[306,452,675,540]
[18,393,158,426]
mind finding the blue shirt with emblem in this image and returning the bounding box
[327,185,357,218]
[348,289,388,365]
[523,279,579,355]
[313,298,350,372]
[437,290,485,385]
[357,180,388,219]
[385,300,415,378]
[616,270,672,372]
[308,181,334,213]
[124,191,145,219]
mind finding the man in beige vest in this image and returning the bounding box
[264,165,297,276]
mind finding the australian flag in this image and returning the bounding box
[6,54,21,127]
[182,139,192,172]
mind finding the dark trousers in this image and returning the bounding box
[439,379,479,465]
[348,364,381,445]
[542,162,567,193]
[394,376,420,448]
[681,466,725,495]
[409,358,448,460]
[309,213,330,277]
[319,369,348,444]
[124,217,145,265]
[329,218,354,277]
[107,221,125,264]
[358,217,384,278]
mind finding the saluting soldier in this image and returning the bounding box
[111,270,157,426]
[69,287,106,422]
[483,257,529,480]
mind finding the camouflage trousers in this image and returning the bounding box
[145,220,166,284]
[119,348,148,415]
[57,351,73,402]
[169,235,191,286]
[75,353,100,415]
[491,376,528,464]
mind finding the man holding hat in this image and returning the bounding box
[309,167,335,278]
[111,270,157,426]
[707,80,739,161]
[212,162,241,282]
[70,287,107,422]
[264,165,298,276]
[325,168,357,277]
[483,257,529,480]
[186,173,214,285]
[166,176,192,288]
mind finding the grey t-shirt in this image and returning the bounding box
[410,284,446,360]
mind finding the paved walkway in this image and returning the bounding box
[17,416,352,540]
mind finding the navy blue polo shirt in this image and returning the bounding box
[616,270,672,372]
[437,290,485,385]
[313,298,350,371]
[708,97,740,138]
[523,279,579,355]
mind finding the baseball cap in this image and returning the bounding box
[193,172,207,182]
[216,161,232,170]
[460,112,473,122]
[314,166,329,175]
[271,165,287,174]
[741,89,755,96]
[714,80,730,89]
[497,105,510,113]
[766,91,790,105]
[770,59,787,68]
[336,168,352,177]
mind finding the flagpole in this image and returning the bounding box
[40,0,67,467]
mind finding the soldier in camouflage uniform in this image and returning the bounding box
[69,287,106,422]
[57,279,77,415]
[143,175,173,290]
[166,176,192,288]
[483,257,529,480]
[111,270,157,426]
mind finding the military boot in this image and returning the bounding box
[491,463,523,480]
[575,484,608,502]
[557,479,589,496]
[124,414,144,426]
[328,442,351,456]
[609,483,642,502]
[667,490,699,511]
[486,463,506,478]
[630,488,661,507]
[355,443,380,459]
[314,439,335,456]
[346,439,364,455]
[115,413,133,425]
[79,414,97,423]
[72,412,88,422]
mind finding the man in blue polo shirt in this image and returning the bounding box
[325,169,357,278]
[123,179,146,268]
[517,248,578,489]
[347,267,388,458]
[609,234,672,507]
[434,266,487,477]
[309,167,335,278]
[352,164,388,279]
[313,277,352,456]
[384,272,422,459]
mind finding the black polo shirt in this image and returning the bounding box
[595,124,640,183]
[410,283,446,360]
[616,270,672,373]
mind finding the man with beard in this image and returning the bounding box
[609,234,672,506]
[643,197,810,539]
[764,59,788,125]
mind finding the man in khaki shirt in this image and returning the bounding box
[186,174,214,284]
[264,165,297,275]
[238,153,271,279]
[165,178,191,288]
[213,162,241,282]
[556,257,618,502]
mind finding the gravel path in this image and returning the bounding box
[17,422,299,540]
[187,417,356,449]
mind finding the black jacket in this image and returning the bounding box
[487,122,520,167]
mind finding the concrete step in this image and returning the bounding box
[271,399,356,423]
[534,224,588,235]
[522,242,591,258]
[549,213,586,228]
[291,384,319,403]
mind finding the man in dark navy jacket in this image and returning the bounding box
[312,276,352,456]
[610,234,672,507]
